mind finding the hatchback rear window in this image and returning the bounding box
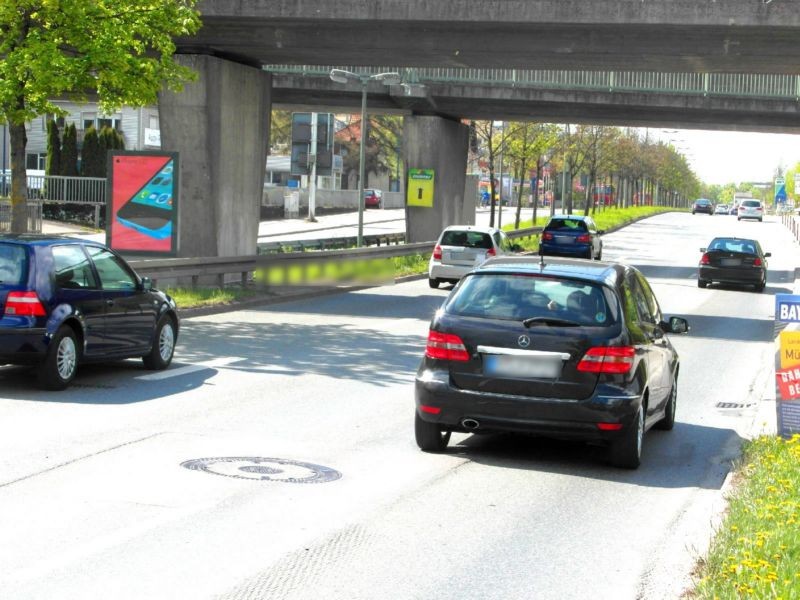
[446,273,619,326]
[741,200,760,208]
[545,219,588,232]
[440,230,492,249]
[0,243,28,286]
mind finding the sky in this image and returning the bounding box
[652,129,800,186]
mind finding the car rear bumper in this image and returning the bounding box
[0,328,49,363]
[738,212,762,220]
[699,266,764,284]
[429,262,473,281]
[415,370,641,441]
[539,242,591,257]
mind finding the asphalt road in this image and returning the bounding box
[0,212,794,599]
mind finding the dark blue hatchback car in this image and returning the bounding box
[0,235,179,389]
[539,215,603,260]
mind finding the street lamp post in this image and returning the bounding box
[330,69,401,247]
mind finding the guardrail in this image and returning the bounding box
[258,231,406,253]
[130,226,543,288]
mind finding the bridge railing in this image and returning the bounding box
[266,65,800,99]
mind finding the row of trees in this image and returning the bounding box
[270,112,701,229]
[46,122,124,178]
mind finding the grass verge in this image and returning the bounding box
[165,286,259,308]
[692,434,800,598]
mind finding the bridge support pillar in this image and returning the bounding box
[159,55,271,258]
[404,116,471,243]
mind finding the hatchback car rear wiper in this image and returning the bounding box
[522,316,582,328]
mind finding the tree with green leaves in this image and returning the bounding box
[60,124,78,176]
[45,120,61,177]
[0,1,200,232]
[505,122,559,228]
[81,127,102,177]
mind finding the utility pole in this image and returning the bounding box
[307,112,318,222]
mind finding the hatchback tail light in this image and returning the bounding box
[425,331,469,362]
[4,291,46,317]
[542,232,554,241]
[577,346,635,374]
[576,234,591,243]
[753,257,763,267]
[486,248,496,257]
[756,206,763,211]
[432,244,442,260]
[699,253,711,265]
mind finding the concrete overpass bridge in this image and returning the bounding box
[158,1,800,258]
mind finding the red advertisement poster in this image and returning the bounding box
[776,366,800,400]
[106,152,179,256]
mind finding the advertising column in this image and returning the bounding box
[106,151,179,256]
[774,294,800,437]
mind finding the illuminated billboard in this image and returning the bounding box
[106,151,179,256]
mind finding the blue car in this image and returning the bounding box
[0,236,179,389]
[539,215,604,260]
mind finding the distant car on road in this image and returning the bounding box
[428,226,519,288]
[698,236,769,292]
[414,255,689,468]
[0,236,179,389]
[538,215,603,260]
[364,189,383,209]
[692,199,714,215]
[737,199,764,222]
[714,204,729,215]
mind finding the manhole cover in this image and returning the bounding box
[180,457,341,483]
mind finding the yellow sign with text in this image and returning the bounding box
[780,331,800,369]
[407,168,435,208]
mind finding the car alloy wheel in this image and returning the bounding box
[159,322,175,362]
[57,335,77,380]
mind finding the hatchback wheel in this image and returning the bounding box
[654,383,677,431]
[143,315,176,370]
[755,281,766,293]
[428,278,440,289]
[698,279,708,288]
[609,405,643,469]
[415,412,451,452]
[37,326,79,390]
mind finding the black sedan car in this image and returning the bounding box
[698,237,769,292]
[414,256,688,469]
[692,199,714,215]
[0,236,179,389]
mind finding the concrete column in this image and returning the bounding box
[403,116,469,243]
[158,55,271,257]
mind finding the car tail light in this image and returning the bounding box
[576,234,591,243]
[753,257,763,267]
[432,244,442,260]
[756,206,763,211]
[542,232,554,241]
[420,405,441,415]
[425,331,469,362]
[699,253,711,265]
[4,291,46,317]
[596,422,623,431]
[577,346,635,374]
[486,248,496,257]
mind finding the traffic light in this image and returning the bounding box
[290,113,334,177]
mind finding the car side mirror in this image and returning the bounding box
[140,276,152,291]
[598,229,605,235]
[662,316,689,334]
[700,247,706,252]
[764,252,772,258]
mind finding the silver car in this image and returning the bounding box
[737,199,764,222]
[428,226,518,288]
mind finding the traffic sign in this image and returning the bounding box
[775,176,787,203]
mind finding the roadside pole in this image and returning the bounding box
[308,112,318,222]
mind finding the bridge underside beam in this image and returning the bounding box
[271,77,800,134]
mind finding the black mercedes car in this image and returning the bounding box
[692,199,714,215]
[697,237,769,292]
[414,256,688,469]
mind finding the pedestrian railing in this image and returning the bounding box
[0,200,43,233]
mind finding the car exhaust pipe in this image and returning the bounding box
[461,418,480,430]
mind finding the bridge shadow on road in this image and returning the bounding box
[447,421,743,490]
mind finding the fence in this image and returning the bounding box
[1,173,106,228]
[0,200,43,233]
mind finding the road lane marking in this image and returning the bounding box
[135,356,245,381]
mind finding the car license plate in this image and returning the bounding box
[721,258,741,267]
[484,354,562,379]
[555,236,574,245]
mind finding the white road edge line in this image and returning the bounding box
[135,356,245,381]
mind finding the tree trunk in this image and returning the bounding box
[488,163,497,228]
[533,156,541,225]
[10,121,28,233]
[514,158,527,229]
